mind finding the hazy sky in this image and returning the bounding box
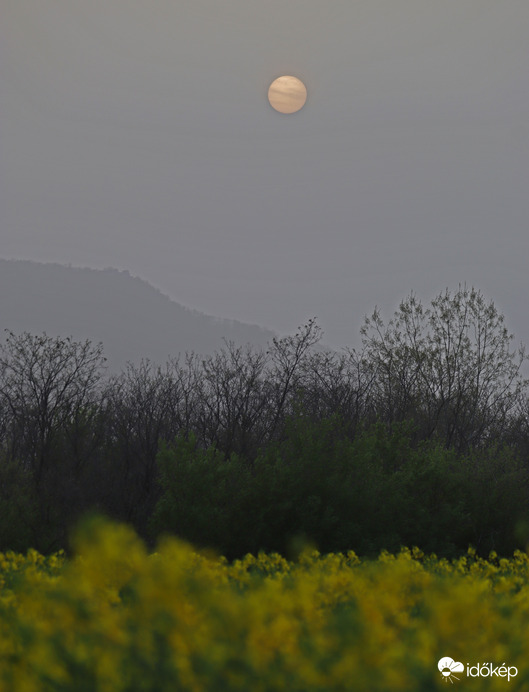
[2,1,529,349]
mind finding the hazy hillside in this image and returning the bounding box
[0,259,276,370]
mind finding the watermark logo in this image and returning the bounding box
[438,657,464,684]
[438,657,518,683]
[467,663,518,682]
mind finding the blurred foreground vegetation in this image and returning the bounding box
[1,517,529,691]
[1,285,529,559]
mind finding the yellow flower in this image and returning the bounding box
[3,519,529,690]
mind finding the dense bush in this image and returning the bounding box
[150,417,529,560]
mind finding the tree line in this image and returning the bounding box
[1,285,529,558]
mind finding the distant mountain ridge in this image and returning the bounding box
[0,259,276,370]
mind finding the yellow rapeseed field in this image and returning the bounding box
[1,518,528,691]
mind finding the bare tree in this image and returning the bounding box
[359,286,528,451]
[104,359,189,526]
[0,331,106,551]
[296,347,376,435]
[196,342,271,459]
[0,331,106,482]
[264,318,323,441]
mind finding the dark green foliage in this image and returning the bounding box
[0,452,38,553]
[460,445,529,555]
[149,416,529,560]
[149,435,254,558]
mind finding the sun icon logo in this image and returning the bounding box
[438,657,465,683]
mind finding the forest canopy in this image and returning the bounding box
[1,286,528,559]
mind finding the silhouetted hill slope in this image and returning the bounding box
[0,259,276,370]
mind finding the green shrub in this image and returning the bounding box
[149,418,529,561]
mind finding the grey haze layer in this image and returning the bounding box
[1,2,528,349]
[0,259,275,370]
